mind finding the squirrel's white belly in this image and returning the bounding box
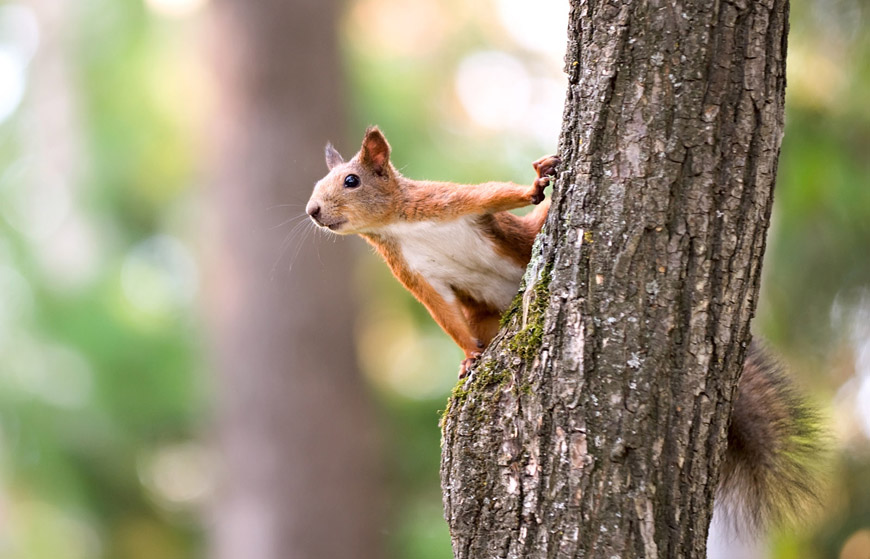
[384,217,524,311]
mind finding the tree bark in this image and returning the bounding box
[206,1,383,558]
[440,0,789,557]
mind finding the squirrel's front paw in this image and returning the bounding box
[532,155,561,180]
[529,155,560,204]
[529,180,547,204]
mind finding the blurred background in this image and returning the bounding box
[0,0,868,557]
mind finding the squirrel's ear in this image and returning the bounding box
[361,126,390,176]
[325,142,344,170]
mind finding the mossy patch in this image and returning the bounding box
[500,290,524,328]
[505,265,552,363]
[441,265,553,429]
[440,359,511,429]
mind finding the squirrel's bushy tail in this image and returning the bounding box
[718,343,827,533]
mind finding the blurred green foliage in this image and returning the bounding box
[0,0,204,557]
[0,0,868,558]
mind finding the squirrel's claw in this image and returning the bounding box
[532,155,561,179]
[530,155,560,204]
[459,352,482,378]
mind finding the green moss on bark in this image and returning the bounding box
[441,265,553,429]
[505,265,552,362]
[441,359,511,429]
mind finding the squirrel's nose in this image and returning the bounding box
[306,201,321,221]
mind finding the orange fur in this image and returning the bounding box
[362,233,481,356]
[398,179,542,221]
[307,127,559,375]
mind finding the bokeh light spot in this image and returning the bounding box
[139,442,215,509]
[455,51,532,130]
[0,3,39,124]
[144,0,208,18]
[496,0,569,58]
[0,50,26,124]
[0,3,39,61]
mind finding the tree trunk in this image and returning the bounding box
[206,1,383,558]
[440,0,789,557]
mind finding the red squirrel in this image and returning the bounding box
[307,127,826,533]
[306,126,558,376]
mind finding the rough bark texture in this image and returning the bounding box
[206,1,383,558]
[440,0,789,557]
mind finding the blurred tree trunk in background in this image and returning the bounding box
[206,1,383,559]
[441,0,788,557]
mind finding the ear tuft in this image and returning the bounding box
[325,142,344,170]
[361,126,391,176]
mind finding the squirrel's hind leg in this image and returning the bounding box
[453,289,503,378]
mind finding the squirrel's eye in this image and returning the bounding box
[344,174,361,189]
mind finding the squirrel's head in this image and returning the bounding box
[306,126,399,234]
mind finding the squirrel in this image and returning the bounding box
[306,126,557,378]
[306,126,825,533]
